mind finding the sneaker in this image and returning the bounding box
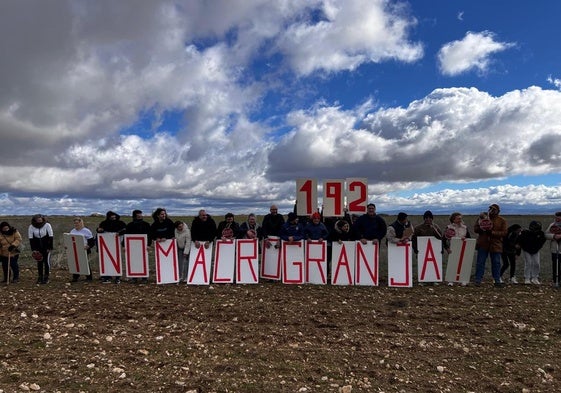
[101,278,111,284]
[494,282,506,288]
[499,277,504,284]
[510,277,518,284]
[11,279,19,284]
[474,281,481,287]
[71,277,79,283]
[524,279,531,285]
[447,282,454,286]
[460,282,468,287]
[41,279,49,285]
[530,278,541,285]
[114,278,121,284]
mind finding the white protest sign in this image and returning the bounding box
[305,240,327,284]
[388,242,413,287]
[282,241,304,284]
[322,179,345,217]
[154,239,178,284]
[445,238,476,283]
[417,236,443,283]
[346,178,368,214]
[187,242,213,285]
[331,241,356,285]
[97,232,122,277]
[213,240,235,284]
[355,241,379,286]
[261,236,281,280]
[63,233,90,276]
[296,178,318,216]
[236,239,259,284]
[124,234,149,278]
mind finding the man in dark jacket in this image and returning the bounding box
[352,203,387,244]
[191,209,217,249]
[97,211,126,283]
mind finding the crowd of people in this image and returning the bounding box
[2,204,561,287]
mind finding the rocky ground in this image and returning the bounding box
[1,265,560,393]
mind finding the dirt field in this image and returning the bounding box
[1,215,560,392]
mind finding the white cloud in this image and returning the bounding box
[547,75,561,90]
[437,31,515,76]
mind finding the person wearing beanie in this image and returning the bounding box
[474,203,507,287]
[0,221,22,284]
[544,211,561,287]
[280,212,304,242]
[304,212,329,241]
[28,214,54,284]
[412,210,443,254]
[387,212,414,245]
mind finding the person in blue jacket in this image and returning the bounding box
[304,212,329,241]
[352,203,387,244]
[280,212,305,242]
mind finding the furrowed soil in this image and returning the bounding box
[1,271,560,393]
[1,215,560,392]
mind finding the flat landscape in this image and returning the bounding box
[1,214,560,392]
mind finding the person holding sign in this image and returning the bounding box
[304,212,328,241]
[69,217,95,282]
[0,221,22,284]
[191,209,217,249]
[387,213,414,245]
[412,211,443,254]
[352,203,387,244]
[262,205,285,248]
[175,221,192,283]
[216,213,241,240]
[280,213,304,242]
[97,211,127,284]
[474,204,507,287]
[239,213,262,240]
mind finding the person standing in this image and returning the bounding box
[175,221,192,283]
[216,213,241,240]
[387,212,414,245]
[280,212,305,242]
[517,221,546,285]
[239,213,262,240]
[0,221,22,284]
[474,204,508,287]
[545,211,561,287]
[28,214,54,284]
[304,212,329,241]
[69,217,95,282]
[500,224,522,284]
[352,203,387,244]
[97,211,127,284]
[412,210,443,254]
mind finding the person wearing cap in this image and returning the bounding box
[544,211,561,286]
[386,212,414,245]
[280,212,304,242]
[474,203,508,287]
[412,210,443,254]
[352,203,387,244]
[304,212,329,241]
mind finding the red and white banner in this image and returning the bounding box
[282,241,304,284]
[445,238,476,284]
[124,234,149,278]
[331,241,356,285]
[417,236,443,283]
[154,239,178,284]
[261,236,281,280]
[213,240,235,283]
[187,243,213,285]
[346,178,368,214]
[296,178,318,216]
[305,240,327,284]
[63,233,90,276]
[98,232,122,277]
[388,242,413,287]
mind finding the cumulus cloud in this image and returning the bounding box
[437,31,515,76]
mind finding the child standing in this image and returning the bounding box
[517,221,546,285]
[501,224,522,283]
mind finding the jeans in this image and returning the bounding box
[475,249,501,283]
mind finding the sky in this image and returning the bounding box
[2,0,561,218]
